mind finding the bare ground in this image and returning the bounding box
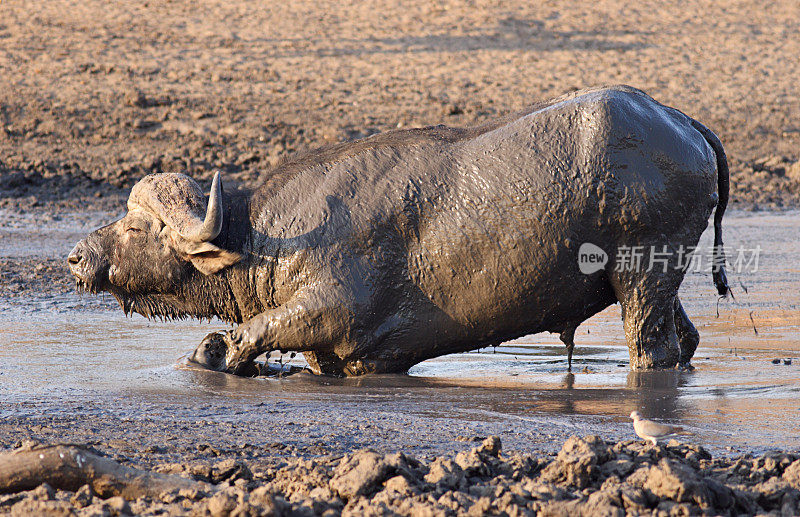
[1,0,800,210]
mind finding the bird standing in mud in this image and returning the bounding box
[630,411,684,445]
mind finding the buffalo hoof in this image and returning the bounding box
[630,345,681,370]
[189,331,260,377]
[189,332,228,370]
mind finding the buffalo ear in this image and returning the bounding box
[180,240,242,275]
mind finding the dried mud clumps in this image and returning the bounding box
[2,436,800,516]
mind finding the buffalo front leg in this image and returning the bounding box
[190,331,260,377]
[195,296,352,376]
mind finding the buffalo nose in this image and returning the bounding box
[68,243,85,267]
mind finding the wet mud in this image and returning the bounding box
[3,435,800,516]
[0,210,798,515]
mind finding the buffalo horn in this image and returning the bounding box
[180,171,223,242]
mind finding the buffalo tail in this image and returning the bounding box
[691,120,731,297]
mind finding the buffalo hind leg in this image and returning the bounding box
[559,326,577,371]
[614,272,682,370]
[674,296,699,368]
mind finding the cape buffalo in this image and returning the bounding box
[68,85,730,376]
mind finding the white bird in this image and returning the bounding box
[630,411,684,445]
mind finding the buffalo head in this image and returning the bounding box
[68,172,241,318]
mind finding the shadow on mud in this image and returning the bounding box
[258,16,652,58]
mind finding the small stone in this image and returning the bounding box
[540,435,610,489]
[783,459,800,489]
[31,483,55,500]
[601,459,635,478]
[330,449,410,499]
[125,89,149,108]
[211,459,252,483]
[446,103,464,116]
[455,435,484,442]
[639,458,711,507]
[455,449,489,477]
[425,458,464,489]
[177,487,205,501]
[159,489,181,504]
[704,477,735,509]
[383,475,413,494]
[13,439,42,451]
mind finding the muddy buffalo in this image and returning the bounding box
[68,85,730,376]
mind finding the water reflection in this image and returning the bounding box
[626,369,685,421]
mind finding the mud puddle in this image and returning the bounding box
[0,210,798,456]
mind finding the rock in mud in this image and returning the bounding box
[477,435,501,456]
[69,484,94,508]
[205,489,240,517]
[784,459,800,489]
[424,457,465,490]
[211,459,253,484]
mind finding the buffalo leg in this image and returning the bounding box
[190,331,260,377]
[559,326,576,371]
[673,296,699,367]
[613,271,682,369]
[219,297,353,376]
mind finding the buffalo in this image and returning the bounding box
[68,85,729,376]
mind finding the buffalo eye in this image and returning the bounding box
[124,222,147,235]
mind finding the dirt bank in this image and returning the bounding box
[2,435,799,516]
[2,0,800,211]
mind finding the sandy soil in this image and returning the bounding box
[1,0,800,211]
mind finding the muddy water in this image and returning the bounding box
[0,210,798,455]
